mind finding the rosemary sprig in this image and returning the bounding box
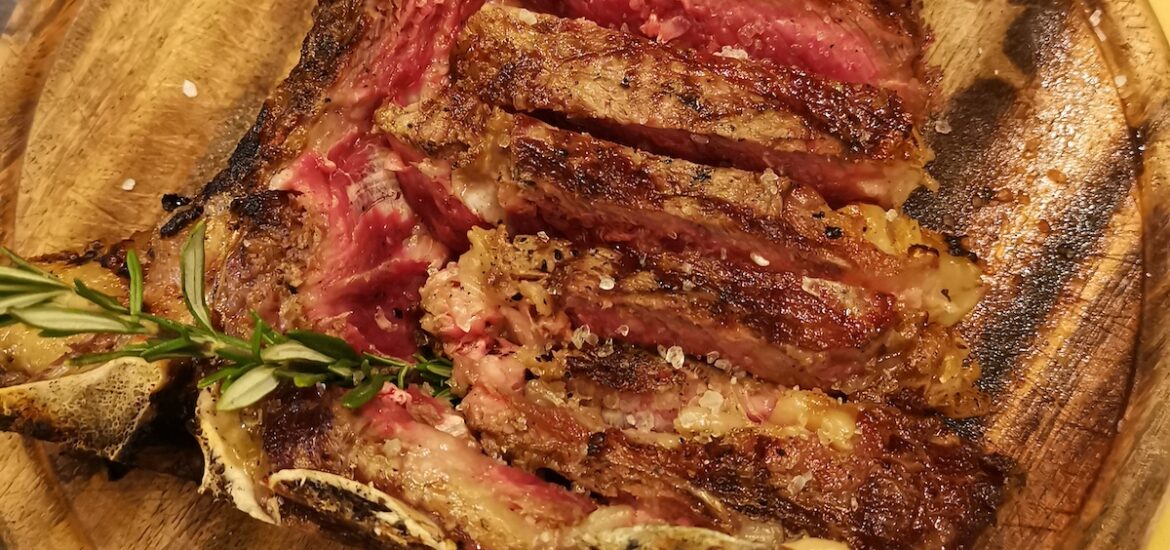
[0,222,452,411]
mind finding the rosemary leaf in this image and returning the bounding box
[198,364,252,389]
[217,366,280,411]
[287,330,360,362]
[0,266,67,289]
[397,362,413,389]
[0,290,65,314]
[11,306,145,335]
[140,338,200,361]
[291,372,329,388]
[74,280,129,313]
[180,221,214,331]
[70,346,156,365]
[261,341,335,364]
[327,362,356,378]
[363,352,408,369]
[341,374,386,409]
[0,248,58,279]
[127,250,144,317]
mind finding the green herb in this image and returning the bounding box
[0,222,452,411]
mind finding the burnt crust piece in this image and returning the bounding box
[161,0,367,236]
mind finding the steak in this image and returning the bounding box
[380,93,983,325]
[520,0,930,115]
[420,228,1004,549]
[110,0,1004,547]
[451,4,925,207]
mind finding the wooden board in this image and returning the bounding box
[0,0,1167,548]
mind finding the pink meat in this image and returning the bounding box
[524,0,928,114]
[272,0,486,356]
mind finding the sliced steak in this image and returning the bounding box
[380,94,983,325]
[452,4,923,207]
[422,226,985,414]
[556,246,896,389]
[419,230,1003,549]
[463,386,1004,550]
[520,0,929,115]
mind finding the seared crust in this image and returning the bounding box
[161,0,367,236]
[457,4,911,158]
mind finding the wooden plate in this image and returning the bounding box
[0,0,1167,547]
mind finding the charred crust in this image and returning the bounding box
[566,346,685,393]
[230,190,292,227]
[159,205,205,237]
[160,0,368,236]
[32,241,106,266]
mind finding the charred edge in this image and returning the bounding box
[974,134,1139,395]
[161,193,193,212]
[260,386,334,471]
[230,190,291,227]
[159,205,205,237]
[32,241,106,266]
[903,78,1019,234]
[159,0,368,237]
[565,347,686,393]
[277,489,430,550]
[1002,0,1069,77]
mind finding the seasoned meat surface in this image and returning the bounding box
[155,0,1008,548]
[452,4,924,207]
[520,0,930,115]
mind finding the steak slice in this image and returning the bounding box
[420,230,1004,549]
[556,246,897,389]
[379,94,983,326]
[452,4,924,207]
[519,0,929,115]
[424,227,985,414]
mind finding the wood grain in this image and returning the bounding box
[0,0,1165,548]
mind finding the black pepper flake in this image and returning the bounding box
[824,226,843,239]
[692,167,712,182]
[941,288,952,301]
[511,292,523,301]
[812,211,826,219]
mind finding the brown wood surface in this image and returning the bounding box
[0,0,1165,548]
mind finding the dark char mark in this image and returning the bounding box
[973,134,1138,394]
[902,78,1018,233]
[159,0,368,237]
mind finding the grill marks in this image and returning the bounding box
[418,227,1001,548]
[556,248,896,388]
[508,122,911,293]
[451,4,923,207]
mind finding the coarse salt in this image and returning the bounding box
[120,178,137,191]
[715,45,749,60]
[1114,74,1128,87]
[662,345,685,369]
[1089,9,1102,26]
[750,252,770,267]
[933,119,952,135]
[698,390,724,412]
[598,276,615,290]
[181,79,198,98]
[617,324,630,336]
